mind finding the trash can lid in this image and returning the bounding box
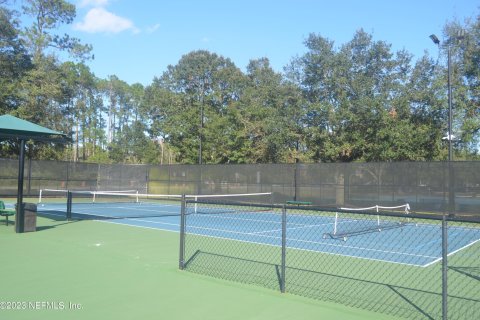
[24,203,37,211]
[14,202,38,210]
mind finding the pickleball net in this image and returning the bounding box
[56,190,273,220]
[323,204,411,241]
[38,188,139,203]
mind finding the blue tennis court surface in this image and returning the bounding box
[38,202,480,267]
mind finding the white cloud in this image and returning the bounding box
[74,7,139,34]
[77,0,109,8]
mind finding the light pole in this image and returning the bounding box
[430,31,465,158]
[430,32,465,320]
[430,32,465,216]
[430,33,451,320]
[198,76,209,165]
[429,34,453,162]
[199,92,204,165]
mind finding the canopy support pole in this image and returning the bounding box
[15,139,25,233]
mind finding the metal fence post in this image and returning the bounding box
[15,139,26,233]
[281,205,287,293]
[442,214,448,320]
[179,194,186,270]
[65,160,70,194]
[27,152,32,196]
[293,163,298,202]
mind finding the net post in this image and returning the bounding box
[66,191,72,221]
[179,194,186,270]
[38,189,43,203]
[194,196,198,214]
[280,205,287,293]
[442,214,448,320]
[333,212,338,235]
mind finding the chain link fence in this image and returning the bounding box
[179,201,479,320]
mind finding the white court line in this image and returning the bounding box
[76,207,176,213]
[192,212,283,225]
[112,218,179,228]
[282,242,430,268]
[186,224,282,240]
[422,237,480,268]
[68,207,179,217]
[248,228,283,235]
[72,204,179,212]
[187,207,335,227]
[286,236,438,259]
[98,220,180,234]
[249,222,334,235]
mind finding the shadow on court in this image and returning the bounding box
[184,249,480,320]
[33,211,80,231]
[449,266,480,281]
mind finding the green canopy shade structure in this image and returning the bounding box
[0,114,68,233]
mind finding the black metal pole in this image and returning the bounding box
[66,160,70,192]
[430,34,457,216]
[293,161,298,201]
[66,191,72,221]
[15,139,26,233]
[199,87,204,165]
[27,146,32,196]
[442,214,448,320]
[447,46,453,163]
[199,104,203,165]
[179,194,186,270]
[281,205,287,293]
[447,46,455,216]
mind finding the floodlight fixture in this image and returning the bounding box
[429,34,440,45]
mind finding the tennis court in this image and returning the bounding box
[2,215,396,320]
[2,190,477,319]
[36,198,480,268]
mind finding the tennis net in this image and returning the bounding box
[38,188,138,204]
[323,204,411,241]
[187,193,275,216]
[62,191,273,220]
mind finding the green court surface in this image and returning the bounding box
[0,216,398,320]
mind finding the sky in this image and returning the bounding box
[53,0,480,85]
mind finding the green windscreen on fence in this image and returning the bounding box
[1,159,480,216]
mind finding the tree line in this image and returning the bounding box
[1,0,479,164]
